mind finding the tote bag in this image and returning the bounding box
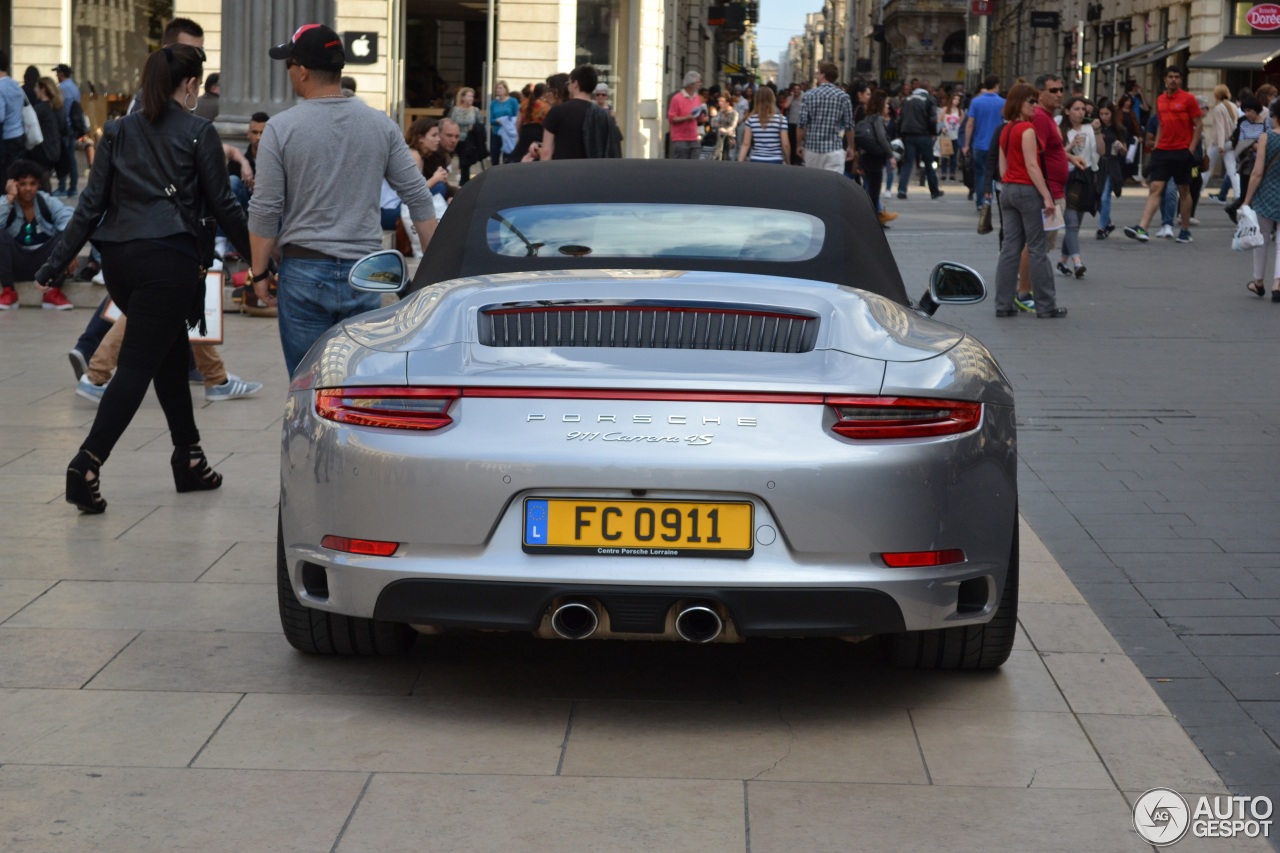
[21,95,42,150]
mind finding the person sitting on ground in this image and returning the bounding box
[0,161,76,310]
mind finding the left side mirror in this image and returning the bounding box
[349,250,407,293]
[918,262,986,316]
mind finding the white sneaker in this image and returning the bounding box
[205,376,263,401]
[75,374,107,404]
[1189,217,1200,226]
[1157,224,1175,239]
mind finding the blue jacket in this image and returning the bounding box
[0,191,74,242]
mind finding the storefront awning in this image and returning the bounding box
[1189,37,1280,70]
[1130,39,1192,67]
[1096,41,1164,67]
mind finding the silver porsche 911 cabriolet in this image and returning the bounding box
[277,160,1018,669]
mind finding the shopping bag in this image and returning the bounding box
[21,95,42,150]
[1232,204,1265,250]
[977,203,993,234]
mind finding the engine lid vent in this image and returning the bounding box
[478,303,819,353]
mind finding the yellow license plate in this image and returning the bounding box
[523,498,754,558]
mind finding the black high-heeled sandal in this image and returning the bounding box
[1248,280,1266,297]
[171,445,223,493]
[66,450,107,514]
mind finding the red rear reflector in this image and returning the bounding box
[881,549,966,568]
[315,386,460,430]
[321,535,399,557]
[827,396,981,439]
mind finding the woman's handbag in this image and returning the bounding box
[21,95,42,150]
[1233,205,1265,250]
[1066,168,1099,215]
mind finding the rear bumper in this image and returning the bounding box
[372,578,906,636]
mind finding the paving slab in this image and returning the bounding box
[194,692,571,774]
[0,688,238,767]
[560,701,926,784]
[0,628,138,688]
[0,765,367,853]
[337,774,746,853]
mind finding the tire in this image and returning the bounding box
[277,513,415,655]
[883,525,1018,670]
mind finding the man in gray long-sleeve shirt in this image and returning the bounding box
[249,23,436,376]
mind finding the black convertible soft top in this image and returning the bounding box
[408,159,909,305]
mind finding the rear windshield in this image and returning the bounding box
[487,204,825,262]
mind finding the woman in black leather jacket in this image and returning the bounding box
[36,44,252,513]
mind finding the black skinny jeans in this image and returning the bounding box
[862,155,886,213]
[81,240,201,462]
[0,231,61,288]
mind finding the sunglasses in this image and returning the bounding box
[286,58,298,68]
[1046,87,1064,94]
[1027,98,1039,105]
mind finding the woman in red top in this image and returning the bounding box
[994,83,1067,318]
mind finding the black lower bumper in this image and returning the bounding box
[372,579,906,636]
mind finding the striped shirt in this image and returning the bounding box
[746,113,788,162]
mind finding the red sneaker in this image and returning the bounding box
[42,288,74,311]
[0,287,18,310]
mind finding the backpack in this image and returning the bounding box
[854,117,877,153]
[5,193,54,230]
[69,99,90,137]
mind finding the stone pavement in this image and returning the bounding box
[0,193,1273,851]
[887,184,1280,849]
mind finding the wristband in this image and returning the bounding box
[252,269,272,283]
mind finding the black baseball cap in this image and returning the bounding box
[269,24,345,72]
[53,63,72,76]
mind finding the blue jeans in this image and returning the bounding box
[1162,182,1177,227]
[897,135,939,196]
[1098,176,1113,230]
[973,149,989,208]
[276,257,380,377]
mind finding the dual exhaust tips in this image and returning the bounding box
[549,600,724,643]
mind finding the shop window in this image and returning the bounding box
[577,0,628,123]
[72,0,174,114]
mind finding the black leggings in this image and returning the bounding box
[862,156,885,212]
[81,240,201,462]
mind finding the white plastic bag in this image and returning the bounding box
[1233,204,1265,251]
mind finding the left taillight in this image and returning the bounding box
[315,386,461,431]
[827,396,981,440]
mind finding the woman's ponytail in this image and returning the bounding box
[141,44,203,122]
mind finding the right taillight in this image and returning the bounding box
[315,387,460,430]
[827,396,981,440]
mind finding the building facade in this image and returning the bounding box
[2,0,761,159]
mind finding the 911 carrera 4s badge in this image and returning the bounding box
[565,431,714,445]
[523,498,753,558]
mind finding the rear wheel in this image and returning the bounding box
[883,525,1018,670]
[277,513,415,655]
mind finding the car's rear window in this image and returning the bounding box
[487,204,825,262]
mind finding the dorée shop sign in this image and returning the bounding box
[1248,4,1280,31]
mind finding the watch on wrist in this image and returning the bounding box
[252,269,272,283]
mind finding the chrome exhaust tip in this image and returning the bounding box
[674,605,723,643]
[550,601,600,640]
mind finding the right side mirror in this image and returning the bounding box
[930,262,987,303]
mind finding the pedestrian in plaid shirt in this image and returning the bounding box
[797,62,854,173]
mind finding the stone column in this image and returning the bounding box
[216,0,337,136]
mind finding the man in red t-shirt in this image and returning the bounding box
[1031,74,1070,260]
[1124,67,1202,243]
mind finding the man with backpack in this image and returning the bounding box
[896,83,943,200]
[53,64,86,198]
